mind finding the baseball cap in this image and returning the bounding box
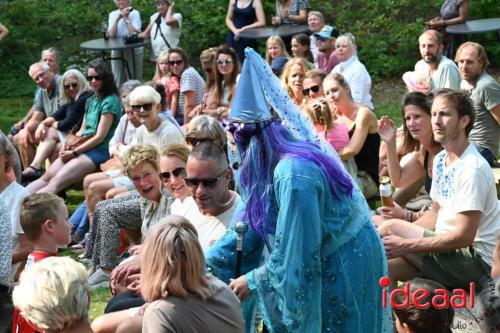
[313,25,339,39]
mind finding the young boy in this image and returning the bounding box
[12,192,72,333]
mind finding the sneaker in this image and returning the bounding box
[88,268,110,288]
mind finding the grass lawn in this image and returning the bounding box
[0,77,406,321]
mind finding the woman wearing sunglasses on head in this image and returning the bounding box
[189,47,241,121]
[27,59,121,194]
[22,69,93,181]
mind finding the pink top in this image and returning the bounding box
[315,121,350,152]
[157,75,180,110]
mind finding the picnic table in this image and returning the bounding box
[446,18,500,43]
[239,24,309,40]
[80,37,148,79]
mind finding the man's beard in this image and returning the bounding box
[424,54,440,64]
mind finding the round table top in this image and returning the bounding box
[446,18,500,34]
[239,25,310,40]
[80,37,148,51]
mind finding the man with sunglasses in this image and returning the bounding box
[303,68,326,101]
[13,62,61,170]
[185,141,240,250]
[313,25,339,75]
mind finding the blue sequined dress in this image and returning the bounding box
[206,157,392,333]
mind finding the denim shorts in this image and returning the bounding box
[83,146,110,168]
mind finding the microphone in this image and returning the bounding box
[235,221,248,277]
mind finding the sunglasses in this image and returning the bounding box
[185,136,212,147]
[169,60,183,66]
[159,167,186,182]
[216,59,234,65]
[303,85,320,96]
[131,103,154,111]
[64,82,78,90]
[184,169,227,188]
[86,75,102,82]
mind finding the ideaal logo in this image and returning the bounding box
[379,277,475,309]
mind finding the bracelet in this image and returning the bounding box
[404,209,413,222]
[72,149,79,157]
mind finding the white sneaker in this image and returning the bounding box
[88,268,110,289]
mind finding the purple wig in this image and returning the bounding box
[229,119,354,237]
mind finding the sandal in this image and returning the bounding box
[21,166,45,180]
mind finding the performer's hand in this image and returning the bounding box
[229,275,250,301]
[383,235,409,258]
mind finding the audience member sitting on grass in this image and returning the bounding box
[378,89,500,290]
[13,61,61,170]
[265,35,289,65]
[410,30,460,91]
[323,73,380,199]
[74,80,142,243]
[281,57,314,106]
[153,50,179,116]
[456,42,500,167]
[13,257,93,333]
[22,69,93,181]
[141,217,245,332]
[375,92,442,222]
[190,47,241,121]
[392,278,454,333]
[85,144,175,288]
[307,11,325,67]
[167,48,205,125]
[290,33,313,63]
[331,33,374,110]
[27,58,122,194]
[302,68,326,101]
[12,192,72,333]
[128,85,185,151]
[0,134,30,283]
[138,0,182,61]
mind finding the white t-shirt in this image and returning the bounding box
[430,143,500,266]
[187,192,240,251]
[150,12,182,59]
[108,115,139,155]
[130,118,185,151]
[0,182,29,244]
[415,56,460,91]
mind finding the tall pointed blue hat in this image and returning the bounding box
[230,48,342,162]
[229,50,272,122]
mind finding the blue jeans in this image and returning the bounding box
[70,201,89,238]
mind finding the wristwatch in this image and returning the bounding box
[125,19,131,24]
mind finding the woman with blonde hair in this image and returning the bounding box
[281,56,313,106]
[141,216,245,332]
[323,72,380,199]
[265,35,289,65]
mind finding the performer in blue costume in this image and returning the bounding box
[206,48,391,333]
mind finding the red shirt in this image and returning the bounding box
[12,251,56,333]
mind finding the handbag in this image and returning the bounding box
[123,33,142,45]
[64,133,94,151]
